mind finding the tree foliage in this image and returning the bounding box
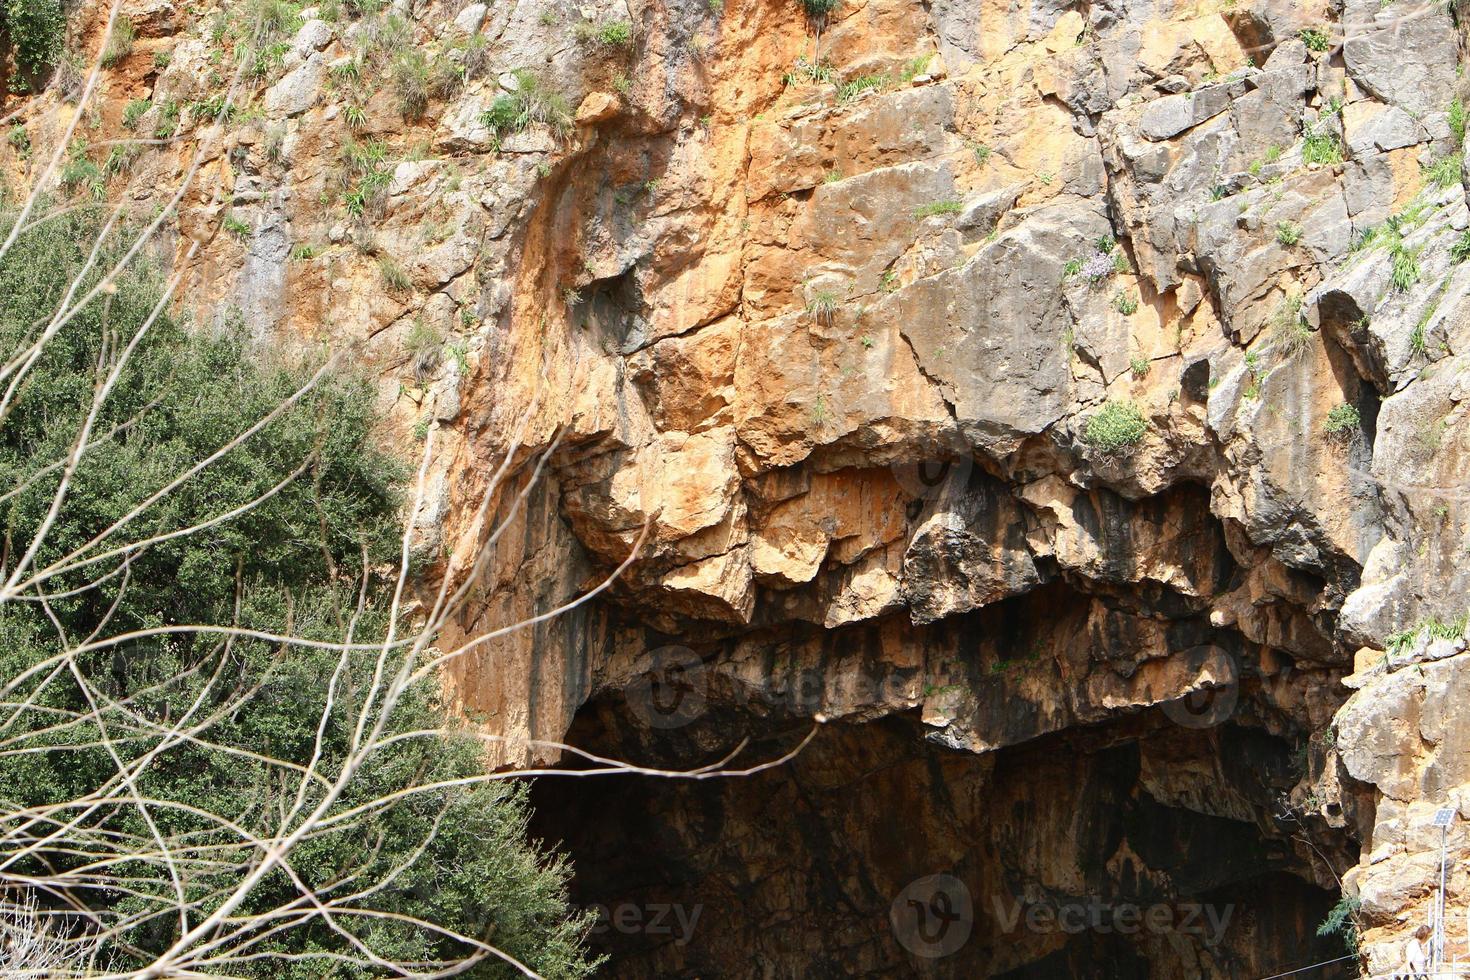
[0,209,597,978]
[1,0,67,89]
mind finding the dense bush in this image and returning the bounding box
[0,209,597,978]
[1,0,67,89]
[1084,400,1148,454]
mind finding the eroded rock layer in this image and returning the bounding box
[11,0,1470,972]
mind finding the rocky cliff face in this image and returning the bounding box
[10,0,1470,973]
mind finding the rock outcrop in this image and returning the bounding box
[9,0,1470,972]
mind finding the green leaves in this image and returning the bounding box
[2,0,67,84]
[0,211,597,978]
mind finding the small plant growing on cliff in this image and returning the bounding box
[594,19,634,46]
[913,199,963,219]
[1301,127,1343,165]
[1323,403,1360,440]
[1390,241,1421,292]
[1386,614,1469,656]
[1275,220,1302,246]
[122,98,151,130]
[784,56,835,85]
[1271,293,1313,358]
[1084,401,1148,454]
[801,0,840,20]
[836,73,890,103]
[1423,155,1462,190]
[479,69,573,141]
[807,289,840,326]
[154,99,181,140]
[1316,895,1360,953]
[1113,291,1139,315]
[101,16,136,67]
[899,54,934,82]
[1078,249,1116,286]
[1129,356,1150,379]
[1450,98,1467,147]
[1452,229,1470,264]
[404,318,444,380]
[378,255,412,294]
[59,152,105,200]
[1298,26,1331,53]
[809,393,833,427]
[391,49,432,120]
[7,124,31,159]
[222,212,252,238]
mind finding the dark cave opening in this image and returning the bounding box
[530,700,1357,979]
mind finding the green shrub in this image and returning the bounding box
[7,123,30,158]
[1324,402,1360,439]
[391,48,432,119]
[103,142,142,175]
[241,0,302,42]
[0,210,598,980]
[100,15,135,67]
[154,98,181,139]
[121,97,152,130]
[1298,27,1330,52]
[836,73,889,103]
[1390,242,1420,292]
[1114,291,1140,316]
[596,19,633,45]
[801,0,840,17]
[1301,129,1343,165]
[59,153,105,199]
[1129,356,1150,379]
[222,211,252,237]
[478,69,574,141]
[1084,401,1148,454]
[1451,98,1467,147]
[1275,220,1303,246]
[1451,229,1470,263]
[1,0,67,85]
[1424,155,1462,189]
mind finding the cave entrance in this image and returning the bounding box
[531,699,1357,978]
